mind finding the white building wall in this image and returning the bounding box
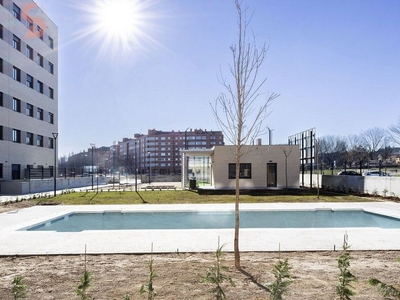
[211,145,300,189]
[0,0,58,182]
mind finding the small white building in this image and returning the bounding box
[181,145,300,190]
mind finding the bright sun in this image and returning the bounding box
[96,0,140,39]
[74,0,161,57]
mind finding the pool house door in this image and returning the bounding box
[267,163,277,187]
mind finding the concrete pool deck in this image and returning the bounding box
[1,202,400,255]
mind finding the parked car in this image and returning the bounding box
[362,170,392,177]
[338,171,361,176]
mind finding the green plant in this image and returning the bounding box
[369,278,400,298]
[369,258,400,299]
[267,258,292,300]
[383,188,388,197]
[201,242,235,300]
[76,270,92,300]
[11,276,27,300]
[336,233,357,299]
[140,257,157,299]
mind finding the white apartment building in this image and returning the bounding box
[0,0,58,187]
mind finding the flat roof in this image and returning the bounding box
[1,202,400,255]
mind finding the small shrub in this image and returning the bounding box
[11,276,27,300]
[382,188,388,197]
[140,255,157,300]
[201,243,235,300]
[336,233,357,299]
[267,258,292,300]
[369,259,400,299]
[76,271,92,300]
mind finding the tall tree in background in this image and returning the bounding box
[361,127,387,160]
[389,117,400,146]
[211,0,278,268]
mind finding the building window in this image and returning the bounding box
[13,129,21,143]
[49,87,54,99]
[48,62,54,74]
[26,46,33,60]
[13,35,21,51]
[0,163,3,179]
[37,108,43,120]
[37,81,43,93]
[0,24,2,39]
[228,163,252,179]
[12,98,21,112]
[26,17,33,32]
[26,103,33,117]
[0,58,3,73]
[0,125,2,140]
[12,67,21,81]
[37,54,44,67]
[13,4,21,20]
[37,25,43,40]
[48,137,54,149]
[48,112,54,124]
[49,36,54,49]
[0,92,2,106]
[26,74,33,88]
[37,135,43,147]
[12,164,20,180]
[26,132,33,145]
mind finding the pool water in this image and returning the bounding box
[23,209,400,232]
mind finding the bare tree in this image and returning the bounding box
[361,127,388,160]
[280,147,293,190]
[389,117,400,146]
[211,0,278,269]
[318,136,347,172]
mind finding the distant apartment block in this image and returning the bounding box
[112,129,224,176]
[0,0,58,184]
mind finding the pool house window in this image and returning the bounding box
[228,163,252,179]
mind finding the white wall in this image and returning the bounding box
[302,174,400,197]
[0,177,107,195]
[212,145,300,189]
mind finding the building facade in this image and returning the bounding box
[112,129,224,177]
[181,144,300,190]
[60,146,111,177]
[0,0,58,184]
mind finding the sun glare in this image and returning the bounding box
[74,0,163,58]
[96,0,139,38]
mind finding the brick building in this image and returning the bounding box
[112,129,224,176]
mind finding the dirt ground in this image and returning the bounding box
[1,202,400,299]
[1,251,400,299]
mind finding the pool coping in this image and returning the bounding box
[1,202,400,255]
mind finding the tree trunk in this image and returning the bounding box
[234,152,240,269]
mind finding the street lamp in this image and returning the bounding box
[90,143,95,189]
[184,127,191,187]
[147,151,151,184]
[184,127,191,150]
[135,140,138,191]
[52,132,58,197]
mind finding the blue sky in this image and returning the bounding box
[35,0,400,157]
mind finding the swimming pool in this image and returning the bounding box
[3,203,400,254]
[22,209,400,232]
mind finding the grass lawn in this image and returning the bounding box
[39,188,374,205]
